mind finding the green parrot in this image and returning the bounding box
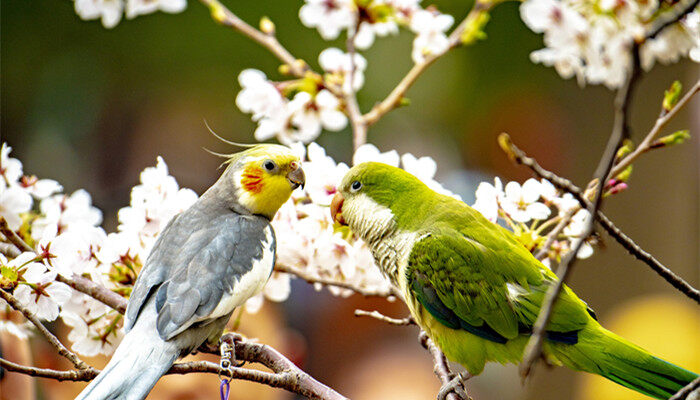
[330,161,698,400]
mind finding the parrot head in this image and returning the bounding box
[331,162,429,239]
[219,144,305,219]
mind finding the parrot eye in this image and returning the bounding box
[263,160,277,171]
[350,181,362,192]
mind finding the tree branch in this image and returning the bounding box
[519,44,641,379]
[274,263,401,299]
[498,133,700,303]
[197,0,308,77]
[0,289,93,372]
[354,309,414,326]
[362,1,494,126]
[0,217,34,252]
[419,331,468,400]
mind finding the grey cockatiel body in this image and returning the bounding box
[76,145,304,400]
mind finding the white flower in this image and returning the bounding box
[33,189,103,241]
[353,143,399,166]
[263,272,292,302]
[46,224,106,278]
[1,143,23,184]
[299,0,356,40]
[0,180,32,231]
[303,143,350,206]
[62,310,123,356]
[319,48,367,94]
[563,209,594,259]
[14,261,72,321]
[244,293,264,314]
[472,178,503,222]
[125,0,186,19]
[285,90,348,144]
[0,319,33,340]
[355,20,400,49]
[501,179,551,223]
[236,69,286,123]
[409,9,453,63]
[21,177,62,199]
[74,0,124,29]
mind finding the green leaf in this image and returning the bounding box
[654,130,690,148]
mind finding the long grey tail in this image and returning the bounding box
[75,323,179,400]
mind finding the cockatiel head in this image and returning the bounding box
[213,144,305,219]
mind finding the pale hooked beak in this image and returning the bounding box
[330,192,346,225]
[286,164,305,190]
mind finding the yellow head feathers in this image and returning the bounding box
[225,144,304,219]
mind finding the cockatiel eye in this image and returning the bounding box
[262,159,277,171]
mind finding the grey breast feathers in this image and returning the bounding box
[125,208,274,340]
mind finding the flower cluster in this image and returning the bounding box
[299,0,454,63]
[472,177,603,268]
[236,48,365,144]
[520,0,700,88]
[74,0,186,29]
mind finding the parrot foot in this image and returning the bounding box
[437,371,472,400]
[219,333,247,368]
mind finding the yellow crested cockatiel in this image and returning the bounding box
[77,144,304,400]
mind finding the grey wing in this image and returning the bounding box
[125,215,183,331]
[126,212,274,340]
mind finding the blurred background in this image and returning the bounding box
[1,0,699,399]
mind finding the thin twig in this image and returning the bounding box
[345,23,368,150]
[354,309,415,326]
[669,376,700,400]
[197,0,307,77]
[519,45,642,380]
[0,355,348,399]
[0,217,34,252]
[644,0,700,40]
[609,79,700,179]
[55,274,127,314]
[535,208,576,261]
[0,289,93,371]
[499,133,700,303]
[274,263,401,298]
[362,1,493,126]
[0,242,21,258]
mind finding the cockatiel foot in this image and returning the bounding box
[220,333,247,368]
[437,371,472,400]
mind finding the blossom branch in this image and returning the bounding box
[519,45,641,379]
[498,133,700,303]
[0,216,34,252]
[362,1,494,126]
[354,309,415,326]
[0,288,93,371]
[609,79,700,180]
[274,263,401,298]
[345,25,368,150]
[644,0,700,40]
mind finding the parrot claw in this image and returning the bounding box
[437,371,471,400]
[219,333,247,369]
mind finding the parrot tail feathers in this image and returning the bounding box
[557,326,698,400]
[75,327,179,400]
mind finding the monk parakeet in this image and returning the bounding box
[77,144,305,400]
[330,162,697,400]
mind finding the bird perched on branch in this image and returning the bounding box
[331,162,698,400]
[77,144,305,400]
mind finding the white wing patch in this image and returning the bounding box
[209,225,275,319]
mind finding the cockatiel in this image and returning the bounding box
[77,144,305,400]
[330,162,698,400]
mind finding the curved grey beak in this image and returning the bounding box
[286,165,305,190]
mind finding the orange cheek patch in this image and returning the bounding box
[241,166,264,194]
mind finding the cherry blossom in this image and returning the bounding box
[501,179,552,223]
[409,9,454,63]
[74,0,123,29]
[125,0,186,19]
[0,180,32,230]
[299,0,356,40]
[319,48,367,94]
[12,254,72,321]
[472,178,503,222]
